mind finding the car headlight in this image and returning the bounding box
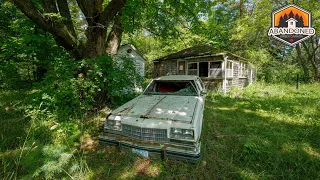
[170,128,194,140]
[108,115,121,121]
[105,115,121,131]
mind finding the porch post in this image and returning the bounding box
[222,55,227,95]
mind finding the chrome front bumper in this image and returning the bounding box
[98,133,201,161]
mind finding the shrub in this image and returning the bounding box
[22,54,144,178]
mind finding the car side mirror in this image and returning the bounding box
[201,89,207,95]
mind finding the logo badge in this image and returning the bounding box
[268,4,316,46]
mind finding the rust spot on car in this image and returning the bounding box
[140,115,148,118]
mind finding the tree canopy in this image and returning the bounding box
[0,0,319,85]
[1,1,320,179]
[8,0,212,59]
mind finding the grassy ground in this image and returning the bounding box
[1,83,320,179]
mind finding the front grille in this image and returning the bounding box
[122,124,141,139]
[122,124,168,142]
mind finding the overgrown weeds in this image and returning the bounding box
[0,53,144,179]
[1,82,320,179]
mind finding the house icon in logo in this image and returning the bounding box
[286,18,298,28]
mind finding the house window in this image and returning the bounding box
[209,61,222,78]
[290,22,293,25]
[210,62,221,68]
[239,62,247,77]
[226,61,232,69]
[226,61,233,77]
[186,61,232,78]
[188,62,198,75]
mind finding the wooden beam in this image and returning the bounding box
[222,55,228,95]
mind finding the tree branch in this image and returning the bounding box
[106,10,123,55]
[75,0,104,27]
[302,40,319,79]
[99,0,126,26]
[302,41,312,58]
[42,0,58,13]
[295,44,309,79]
[153,4,189,29]
[12,0,79,51]
[57,0,77,37]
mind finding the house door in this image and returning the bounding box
[199,62,208,77]
[154,62,160,77]
[178,61,185,75]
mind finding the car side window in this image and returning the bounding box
[196,78,204,92]
[191,80,199,93]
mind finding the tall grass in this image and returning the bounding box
[1,82,320,179]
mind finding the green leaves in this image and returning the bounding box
[121,0,209,39]
[33,144,75,179]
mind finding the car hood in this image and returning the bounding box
[112,95,198,123]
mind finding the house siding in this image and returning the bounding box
[154,60,177,77]
[202,79,223,90]
[237,78,248,87]
[232,61,240,87]
[154,54,254,90]
[116,45,145,77]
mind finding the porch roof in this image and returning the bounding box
[153,44,248,62]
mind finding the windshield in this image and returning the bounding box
[144,80,198,96]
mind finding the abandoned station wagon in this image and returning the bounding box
[99,75,206,160]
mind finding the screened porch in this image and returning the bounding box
[186,61,233,78]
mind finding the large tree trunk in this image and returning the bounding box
[84,27,107,58]
[76,0,126,59]
[11,0,127,106]
[12,0,126,59]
